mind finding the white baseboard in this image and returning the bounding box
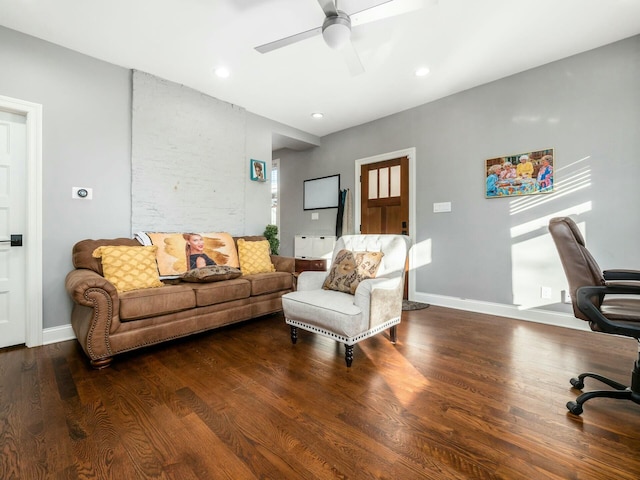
[412,292,590,332]
[42,324,76,345]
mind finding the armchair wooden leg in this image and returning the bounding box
[290,325,298,344]
[345,344,353,367]
[390,325,398,344]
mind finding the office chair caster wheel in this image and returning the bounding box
[567,401,583,415]
[570,377,584,390]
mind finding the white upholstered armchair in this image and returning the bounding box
[282,234,411,367]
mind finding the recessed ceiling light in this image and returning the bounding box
[214,67,230,78]
[311,112,324,119]
[415,67,430,77]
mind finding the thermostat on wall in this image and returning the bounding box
[72,187,93,200]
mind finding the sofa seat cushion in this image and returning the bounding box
[191,278,252,307]
[242,271,293,296]
[120,284,196,321]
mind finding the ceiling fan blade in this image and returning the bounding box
[342,41,365,76]
[255,26,323,54]
[351,0,428,27]
[317,0,338,17]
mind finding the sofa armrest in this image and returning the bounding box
[271,254,295,273]
[65,269,121,364]
[66,268,119,306]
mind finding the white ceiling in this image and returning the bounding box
[2,0,640,144]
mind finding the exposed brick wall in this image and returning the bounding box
[131,70,246,233]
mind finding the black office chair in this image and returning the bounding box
[548,216,640,415]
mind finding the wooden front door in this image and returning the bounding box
[360,156,409,235]
[360,156,410,298]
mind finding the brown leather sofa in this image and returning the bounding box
[65,236,294,368]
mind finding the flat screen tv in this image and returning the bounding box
[303,174,340,210]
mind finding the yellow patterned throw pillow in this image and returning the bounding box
[323,249,384,294]
[92,245,164,292]
[237,239,276,275]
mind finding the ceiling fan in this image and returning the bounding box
[254,0,431,76]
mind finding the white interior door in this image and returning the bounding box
[0,110,27,348]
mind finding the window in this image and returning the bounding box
[271,158,279,226]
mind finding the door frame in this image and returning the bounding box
[354,147,416,299]
[0,95,43,347]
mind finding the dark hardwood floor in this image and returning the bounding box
[2,306,639,479]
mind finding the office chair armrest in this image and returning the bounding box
[605,280,640,288]
[577,284,640,337]
[603,269,640,281]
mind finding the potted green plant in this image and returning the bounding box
[263,224,279,255]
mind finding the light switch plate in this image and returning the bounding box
[433,202,451,213]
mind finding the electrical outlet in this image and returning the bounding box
[562,290,572,304]
[540,286,552,299]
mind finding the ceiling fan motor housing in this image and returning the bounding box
[322,11,352,49]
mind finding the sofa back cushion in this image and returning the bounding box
[72,235,274,277]
[73,238,142,275]
[135,231,240,278]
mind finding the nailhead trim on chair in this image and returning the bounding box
[285,317,401,346]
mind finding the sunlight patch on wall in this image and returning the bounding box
[410,238,432,270]
[510,201,592,239]
[509,153,593,309]
[512,231,566,309]
[512,215,588,310]
[509,156,591,216]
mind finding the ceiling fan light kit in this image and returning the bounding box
[254,0,430,76]
[322,11,351,50]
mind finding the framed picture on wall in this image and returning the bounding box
[485,148,554,198]
[250,159,267,182]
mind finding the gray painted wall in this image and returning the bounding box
[277,35,640,317]
[0,26,299,333]
[0,26,132,330]
[246,113,279,234]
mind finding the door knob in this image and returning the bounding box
[0,235,21,246]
